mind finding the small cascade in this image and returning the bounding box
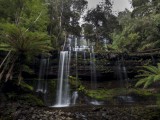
[72,91,78,105]
[36,58,49,94]
[90,46,97,90]
[45,58,50,90]
[117,60,123,86]
[83,51,86,71]
[89,46,102,105]
[54,51,71,107]
[75,50,78,88]
[121,57,129,88]
[116,57,129,88]
[151,55,156,65]
[90,100,103,105]
[122,63,129,88]
[117,96,134,103]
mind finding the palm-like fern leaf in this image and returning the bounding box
[136,63,160,88]
[0,24,53,83]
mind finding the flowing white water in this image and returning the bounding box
[90,47,97,90]
[72,91,78,105]
[36,58,48,93]
[54,51,71,107]
[44,58,50,93]
[89,46,102,105]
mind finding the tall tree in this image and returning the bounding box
[47,0,88,50]
[83,0,119,51]
[110,0,160,53]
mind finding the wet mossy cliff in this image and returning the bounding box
[38,51,160,83]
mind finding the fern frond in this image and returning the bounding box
[153,75,160,82]
[143,76,154,88]
[136,73,151,78]
[143,65,158,74]
[135,78,147,87]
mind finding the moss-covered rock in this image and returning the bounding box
[87,88,157,105]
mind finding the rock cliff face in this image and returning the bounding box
[37,52,159,77]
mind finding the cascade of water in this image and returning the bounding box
[54,51,71,107]
[53,36,95,107]
[75,38,78,85]
[72,91,78,105]
[116,58,128,88]
[117,60,123,85]
[121,57,129,88]
[90,46,97,90]
[151,55,156,65]
[83,51,86,60]
[71,38,79,105]
[83,51,86,71]
[44,58,50,93]
[89,46,103,105]
[36,58,48,93]
[122,64,128,88]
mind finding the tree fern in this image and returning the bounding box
[0,24,53,84]
[136,63,160,88]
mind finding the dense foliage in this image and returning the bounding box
[0,0,52,83]
[136,63,160,88]
[110,0,160,53]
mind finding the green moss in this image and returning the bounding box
[87,88,127,100]
[19,94,44,106]
[78,85,88,93]
[5,92,44,106]
[48,80,56,91]
[128,88,152,96]
[87,88,153,101]
[69,76,88,93]
[20,81,33,91]
[87,89,108,100]
[69,76,81,88]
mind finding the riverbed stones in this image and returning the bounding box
[1,102,160,120]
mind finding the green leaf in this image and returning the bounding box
[135,78,147,87]
[143,65,158,74]
[143,76,154,88]
[154,75,160,82]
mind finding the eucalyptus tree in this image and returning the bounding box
[83,0,119,51]
[47,0,88,50]
[110,0,160,53]
[0,0,49,31]
[131,0,160,17]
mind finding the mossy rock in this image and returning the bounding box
[19,94,44,106]
[1,80,44,106]
[87,88,155,102]
[1,80,33,94]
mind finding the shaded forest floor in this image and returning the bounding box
[0,82,160,120]
[0,101,160,120]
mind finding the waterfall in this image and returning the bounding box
[121,57,129,88]
[151,55,156,65]
[54,51,71,107]
[90,46,97,90]
[53,35,98,107]
[89,46,103,105]
[72,91,78,105]
[36,58,49,94]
